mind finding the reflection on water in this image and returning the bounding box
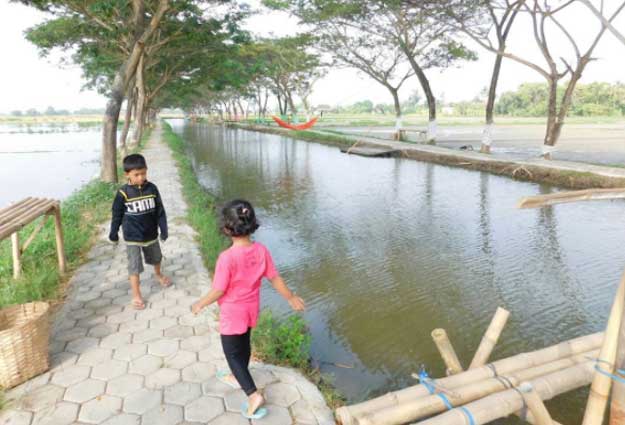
[171,120,625,423]
[0,124,101,206]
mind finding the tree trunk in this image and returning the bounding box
[263,89,269,116]
[405,53,437,142]
[543,66,584,159]
[287,91,297,117]
[388,86,403,141]
[132,54,146,147]
[482,54,504,153]
[101,94,123,182]
[119,85,135,155]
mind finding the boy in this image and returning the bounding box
[109,154,171,310]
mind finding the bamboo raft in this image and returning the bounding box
[335,188,625,425]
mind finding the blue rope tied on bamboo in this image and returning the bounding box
[417,368,454,410]
[459,406,477,425]
[417,368,437,395]
[592,358,625,385]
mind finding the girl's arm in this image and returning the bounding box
[269,276,305,311]
[191,288,224,315]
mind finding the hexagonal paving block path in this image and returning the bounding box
[0,124,334,425]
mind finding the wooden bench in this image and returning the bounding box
[0,198,66,279]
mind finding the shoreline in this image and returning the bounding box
[228,122,625,190]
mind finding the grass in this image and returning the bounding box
[252,310,346,409]
[161,122,345,409]
[0,130,151,308]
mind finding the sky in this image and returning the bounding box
[0,0,624,114]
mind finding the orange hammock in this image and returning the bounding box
[272,116,318,130]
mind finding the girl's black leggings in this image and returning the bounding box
[220,328,257,396]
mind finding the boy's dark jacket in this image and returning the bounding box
[109,181,168,243]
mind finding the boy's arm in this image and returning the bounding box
[109,191,125,242]
[155,186,168,241]
[191,288,224,314]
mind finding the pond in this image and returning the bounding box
[170,120,625,423]
[0,123,101,207]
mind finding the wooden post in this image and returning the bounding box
[431,329,464,375]
[609,305,625,425]
[470,307,510,368]
[52,207,66,274]
[11,232,20,279]
[582,271,625,425]
[519,382,554,425]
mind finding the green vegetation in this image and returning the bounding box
[0,181,116,308]
[496,82,625,117]
[252,310,311,369]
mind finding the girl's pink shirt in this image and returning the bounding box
[212,241,279,335]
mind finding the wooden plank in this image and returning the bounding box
[0,200,58,240]
[0,197,38,222]
[0,198,54,225]
[52,206,67,273]
[518,188,625,209]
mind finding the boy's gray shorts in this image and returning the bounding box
[126,241,162,275]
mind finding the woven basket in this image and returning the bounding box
[0,302,50,388]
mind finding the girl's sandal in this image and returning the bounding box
[241,401,267,420]
[216,370,240,389]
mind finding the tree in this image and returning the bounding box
[22,0,172,181]
[10,110,23,117]
[357,0,477,141]
[449,0,526,153]
[457,0,625,159]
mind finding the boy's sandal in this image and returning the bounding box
[241,401,267,420]
[216,370,240,389]
[131,299,146,310]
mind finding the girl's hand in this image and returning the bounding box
[191,301,204,315]
[288,295,306,311]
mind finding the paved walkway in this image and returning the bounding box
[0,125,334,425]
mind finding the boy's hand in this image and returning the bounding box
[288,295,306,312]
[108,234,119,244]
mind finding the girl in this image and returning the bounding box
[191,199,305,419]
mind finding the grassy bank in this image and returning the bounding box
[161,122,344,409]
[0,130,150,308]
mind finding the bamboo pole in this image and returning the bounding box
[335,332,603,424]
[517,188,625,209]
[354,350,596,425]
[11,232,20,279]
[609,305,625,425]
[582,271,625,425]
[518,382,554,425]
[418,361,596,425]
[52,207,66,273]
[470,307,510,369]
[431,329,464,375]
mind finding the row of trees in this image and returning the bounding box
[320,81,625,117]
[265,0,625,156]
[19,0,625,177]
